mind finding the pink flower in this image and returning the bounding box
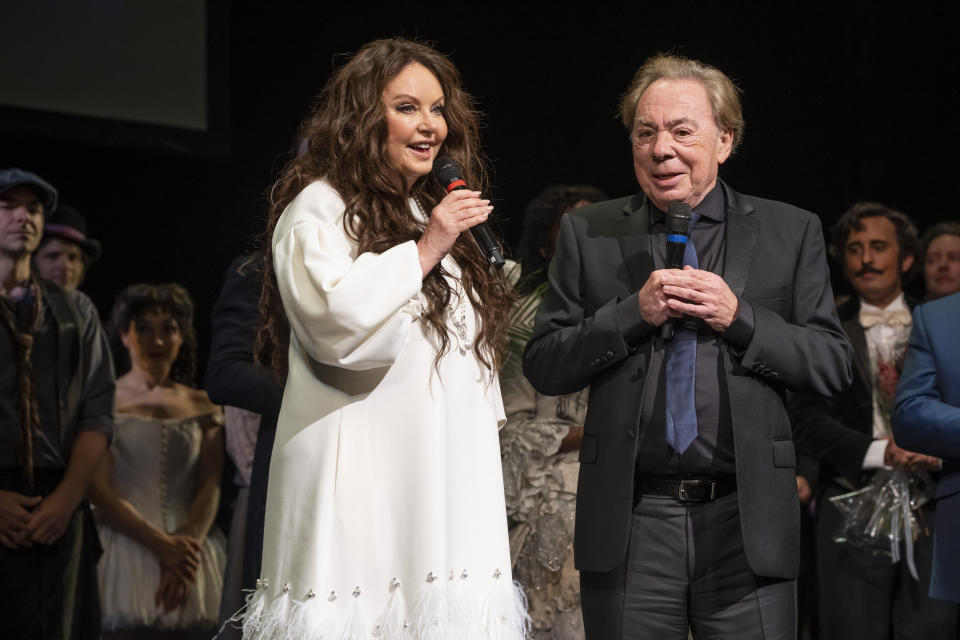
[876,359,900,403]
[875,354,905,424]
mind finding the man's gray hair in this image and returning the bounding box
[620,54,745,154]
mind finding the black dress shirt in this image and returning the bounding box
[634,184,755,477]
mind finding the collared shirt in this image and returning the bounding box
[635,183,753,477]
[860,293,911,469]
[0,284,114,470]
[860,294,911,437]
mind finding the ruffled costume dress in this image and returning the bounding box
[234,180,529,639]
[96,412,227,634]
[500,268,587,639]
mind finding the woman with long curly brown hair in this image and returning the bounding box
[232,38,527,638]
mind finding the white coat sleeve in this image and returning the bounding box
[273,204,424,371]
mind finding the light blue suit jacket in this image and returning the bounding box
[893,291,960,602]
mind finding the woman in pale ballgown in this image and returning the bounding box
[235,38,527,639]
[90,283,225,640]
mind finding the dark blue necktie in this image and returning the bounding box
[665,212,700,454]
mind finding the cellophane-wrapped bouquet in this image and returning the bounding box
[829,468,934,579]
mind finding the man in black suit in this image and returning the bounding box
[0,168,114,640]
[790,203,959,639]
[523,54,852,638]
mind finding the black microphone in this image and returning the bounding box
[665,202,692,270]
[662,202,692,340]
[431,155,505,270]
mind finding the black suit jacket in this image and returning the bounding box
[206,256,283,419]
[789,296,917,488]
[522,182,853,579]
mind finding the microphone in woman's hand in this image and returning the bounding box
[432,155,505,270]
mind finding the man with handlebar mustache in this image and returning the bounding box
[789,202,960,639]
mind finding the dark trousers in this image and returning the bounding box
[797,503,818,640]
[0,470,101,640]
[580,491,796,640]
[817,484,960,640]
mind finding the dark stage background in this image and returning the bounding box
[2,2,957,380]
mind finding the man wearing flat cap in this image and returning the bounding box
[0,167,115,640]
[33,204,102,291]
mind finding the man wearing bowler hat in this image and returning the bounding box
[33,204,102,291]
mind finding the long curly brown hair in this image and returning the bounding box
[255,38,513,382]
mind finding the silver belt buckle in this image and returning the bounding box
[677,479,716,502]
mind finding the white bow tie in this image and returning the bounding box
[859,306,912,328]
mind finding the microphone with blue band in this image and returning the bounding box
[662,202,693,341]
[665,202,692,271]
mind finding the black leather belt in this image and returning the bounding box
[636,476,737,503]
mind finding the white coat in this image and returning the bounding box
[235,180,528,639]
